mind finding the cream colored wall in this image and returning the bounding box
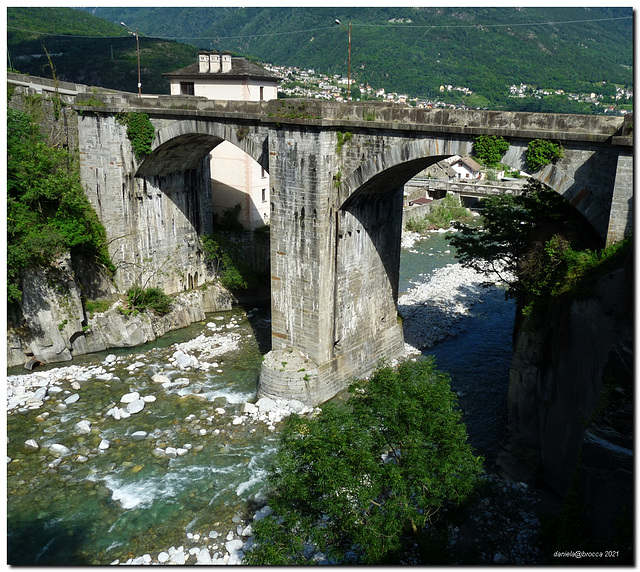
[211,143,269,228]
[169,74,276,229]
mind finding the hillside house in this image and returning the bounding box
[164,52,281,229]
[450,156,483,180]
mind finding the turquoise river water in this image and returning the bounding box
[6,231,515,564]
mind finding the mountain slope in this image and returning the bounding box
[86,6,633,106]
[8,6,633,111]
[8,7,198,94]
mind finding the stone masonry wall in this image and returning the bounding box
[77,113,216,294]
[606,147,634,245]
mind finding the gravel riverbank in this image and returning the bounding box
[8,231,550,565]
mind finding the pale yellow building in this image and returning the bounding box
[165,52,281,229]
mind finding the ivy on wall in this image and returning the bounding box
[116,111,155,159]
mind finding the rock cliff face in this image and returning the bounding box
[7,253,235,369]
[499,253,633,543]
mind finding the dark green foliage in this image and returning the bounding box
[7,7,198,95]
[116,112,155,159]
[126,286,172,315]
[525,139,565,171]
[201,204,263,290]
[244,359,483,565]
[214,203,244,232]
[336,130,353,154]
[201,232,256,290]
[450,179,609,316]
[472,135,510,167]
[7,107,113,303]
[405,193,472,232]
[7,7,633,113]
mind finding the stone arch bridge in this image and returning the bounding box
[74,91,632,405]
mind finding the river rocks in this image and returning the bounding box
[157,551,169,563]
[241,397,317,427]
[49,444,70,457]
[152,373,171,385]
[152,448,166,458]
[120,391,140,403]
[24,439,40,451]
[74,420,92,435]
[196,547,212,564]
[64,393,80,404]
[173,350,195,369]
[398,261,511,351]
[255,396,275,412]
[168,546,186,564]
[242,402,258,414]
[126,399,145,414]
[99,439,110,450]
[131,431,148,441]
[225,539,244,554]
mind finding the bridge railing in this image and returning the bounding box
[406,176,527,197]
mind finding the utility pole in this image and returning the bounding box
[121,22,141,97]
[335,19,351,102]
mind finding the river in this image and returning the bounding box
[6,230,516,565]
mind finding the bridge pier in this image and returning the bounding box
[257,126,405,405]
[65,89,631,405]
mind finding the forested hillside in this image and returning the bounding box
[8,6,633,112]
[7,7,198,94]
[85,6,633,108]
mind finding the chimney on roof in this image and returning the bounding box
[210,53,221,73]
[198,53,210,73]
[221,53,232,73]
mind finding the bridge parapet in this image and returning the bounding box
[74,91,630,145]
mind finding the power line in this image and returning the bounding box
[9,14,634,40]
[6,14,633,42]
[352,15,633,30]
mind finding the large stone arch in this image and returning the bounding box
[327,133,614,380]
[338,137,471,205]
[340,135,617,242]
[136,119,269,177]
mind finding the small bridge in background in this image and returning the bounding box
[9,74,633,405]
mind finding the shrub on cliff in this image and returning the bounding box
[126,286,173,315]
[450,179,607,316]
[244,358,483,565]
[7,107,114,303]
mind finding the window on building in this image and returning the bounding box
[261,166,266,179]
[180,82,195,95]
[260,86,264,101]
[262,188,267,203]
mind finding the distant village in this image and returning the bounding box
[508,83,633,114]
[263,62,633,114]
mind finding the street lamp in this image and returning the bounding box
[335,18,351,102]
[121,21,141,97]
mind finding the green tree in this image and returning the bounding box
[7,107,113,303]
[450,179,604,315]
[245,358,483,565]
[472,135,509,167]
[525,139,565,171]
